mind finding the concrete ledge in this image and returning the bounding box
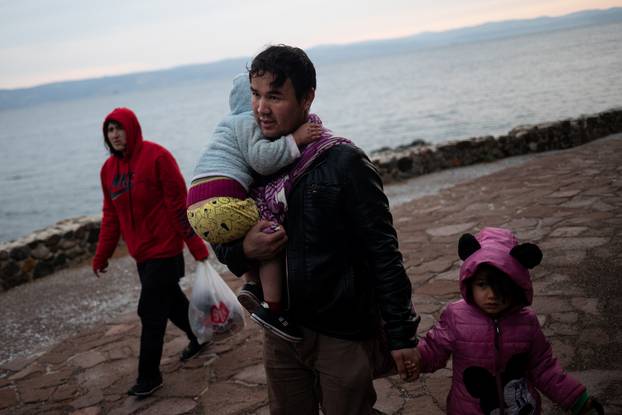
[0,216,101,291]
[371,107,622,182]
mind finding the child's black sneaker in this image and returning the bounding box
[127,375,163,397]
[251,306,303,342]
[180,339,208,361]
[237,282,263,314]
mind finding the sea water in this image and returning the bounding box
[0,22,620,242]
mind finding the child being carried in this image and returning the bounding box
[187,73,321,342]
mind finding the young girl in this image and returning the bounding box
[187,73,321,342]
[416,227,603,415]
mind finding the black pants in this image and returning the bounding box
[136,254,197,381]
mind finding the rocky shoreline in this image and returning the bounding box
[1,107,621,291]
[372,107,622,182]
[0,216,101,291]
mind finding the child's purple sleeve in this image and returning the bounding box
[418,306,454,373]
[527,314,586,410]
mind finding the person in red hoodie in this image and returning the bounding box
[92,107,209,397]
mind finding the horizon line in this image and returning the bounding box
[2,5,619,91]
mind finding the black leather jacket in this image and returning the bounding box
[215,143,418,350]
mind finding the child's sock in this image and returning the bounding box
[266,301,283,314]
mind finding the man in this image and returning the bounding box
[215,45,420,414]
[92,107,209,397]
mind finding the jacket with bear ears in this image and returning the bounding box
[417,227,585,414]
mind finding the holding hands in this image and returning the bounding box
[391,347,421,382]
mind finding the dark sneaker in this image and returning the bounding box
[127,375,163,397]
[237,282,263,314]
[251,306,303,342]
[180,340,208,361]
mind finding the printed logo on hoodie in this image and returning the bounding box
[110,172,133,200]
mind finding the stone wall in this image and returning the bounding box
[1,108,621,291]
[0,216,101,291]
[371,107,622,182]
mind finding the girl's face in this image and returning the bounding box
[471,270,511,317]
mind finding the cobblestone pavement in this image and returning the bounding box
[1,134,621,414]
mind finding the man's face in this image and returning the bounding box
[106,122,127,152]
[250,72,314,138]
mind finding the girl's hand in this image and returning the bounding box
[292,122,322,146]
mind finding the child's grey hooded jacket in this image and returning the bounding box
[191,73,299,190]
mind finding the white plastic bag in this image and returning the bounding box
[188,260,245,343]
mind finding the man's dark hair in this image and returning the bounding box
[467,263,528,307]
[249,44,316,101]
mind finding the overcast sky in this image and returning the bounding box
[1,0,620,89]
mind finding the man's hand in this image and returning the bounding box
[93,266,107,278]
[92,258,109,278]
[242,220,287,261]
[391,347,421,382]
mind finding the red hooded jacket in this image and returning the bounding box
[93,108,208,269]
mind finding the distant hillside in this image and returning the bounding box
[0,57,250,110]
[308,7,622,62]
[1,7,621,110]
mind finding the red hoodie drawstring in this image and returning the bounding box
[127,157,135,230]
[116,153,136,230]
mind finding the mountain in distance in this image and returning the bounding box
[1,7,621,110]
[0,57,252,111]
[308,7,622,61]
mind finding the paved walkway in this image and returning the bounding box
[1,134,621,414]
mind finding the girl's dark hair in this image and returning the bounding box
[103,119,124,157]
[249,44,316,102]
[467,263,528,307]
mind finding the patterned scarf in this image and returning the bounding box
[250,113,352,223]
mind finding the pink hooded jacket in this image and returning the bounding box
[417,227,585,414]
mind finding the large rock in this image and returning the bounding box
[31,244,51,260]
